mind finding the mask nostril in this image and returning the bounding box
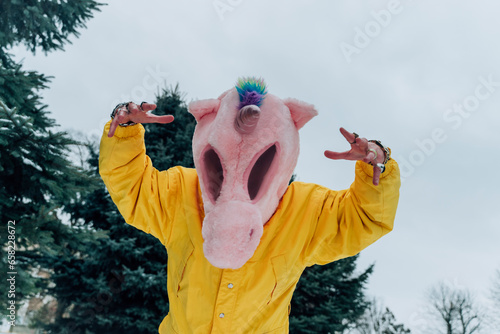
[249,229,254,238]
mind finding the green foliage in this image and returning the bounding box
[0,0,103,54]
[0,100,85,208]
[0,0,104,327]
[290,255,373,333]
[0,59,53,128]
[35,166,168,333]
[144,85,196,170]
[0,96,93,309]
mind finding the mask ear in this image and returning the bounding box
[283,98,318,130]
[217,89,232,100]
[188,99,221,122]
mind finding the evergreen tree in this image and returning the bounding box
[0,0,103,324]
[0,0,103,55]
[35,87,196,333]
[289,256,373,333]
[144,85,196,170]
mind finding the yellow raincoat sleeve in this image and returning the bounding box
[98,121,176,245]
[304,159,401,266]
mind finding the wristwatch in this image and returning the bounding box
[110,102,137,127]
[368,139,391,173]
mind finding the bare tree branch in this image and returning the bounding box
[426,282,482,334]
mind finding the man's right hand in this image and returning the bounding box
[108,102,174,137]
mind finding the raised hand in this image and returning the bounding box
[108,102,175,138]
[324,127,385,186]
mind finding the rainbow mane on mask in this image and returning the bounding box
[236,77,268,109]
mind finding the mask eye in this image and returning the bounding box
[247,144,277,201]
[203,148,224,203]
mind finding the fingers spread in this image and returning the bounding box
[127,102,141,113]
[372,165,381,186]
[141,102,157,112]
[108,102,174,136]
[339,127,356,144]
[364,149,376,164]
[324,150,350,160]
[108,108,129,137]
[357,137,368,150]
[108,118,119,137]
[150,114,174,124]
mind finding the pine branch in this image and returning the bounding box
[0,99,34,135]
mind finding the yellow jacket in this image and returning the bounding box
[99,122,401,334]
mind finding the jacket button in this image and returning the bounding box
[219,313,225,318]
[227,283,234,289]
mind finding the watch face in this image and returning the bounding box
[378,163,386,173]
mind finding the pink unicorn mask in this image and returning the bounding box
[188,78,317,269]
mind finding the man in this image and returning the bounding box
[99,79,400,333]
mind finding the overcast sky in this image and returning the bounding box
[10,0,500,331]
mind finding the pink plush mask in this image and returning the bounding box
[188,78,317,269]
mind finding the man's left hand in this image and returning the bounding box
[324,127,385,186]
